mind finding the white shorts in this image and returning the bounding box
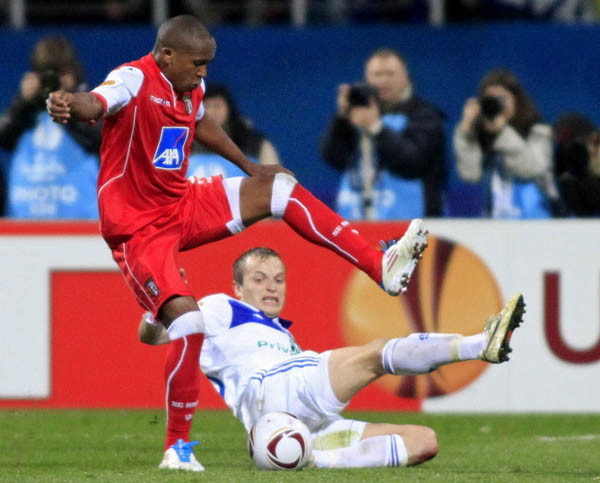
[237,351,367,446]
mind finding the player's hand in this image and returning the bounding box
[337,84,351,117]
[458,97,480,134]
[20,72,41,101]
[248,163,295,178]
[349,98,380,132]
[46,90,75,124]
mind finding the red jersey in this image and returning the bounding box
[92,53,206,242]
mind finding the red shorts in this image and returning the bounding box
[110,176,235,315]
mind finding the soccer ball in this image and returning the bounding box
[248,411,312,470]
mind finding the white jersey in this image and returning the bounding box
[198,294,301,416]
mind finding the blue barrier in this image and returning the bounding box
[1,23,598,215]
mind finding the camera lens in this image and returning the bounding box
[39,69,61,95]
[479,95,503,119]
[348,83,376,107]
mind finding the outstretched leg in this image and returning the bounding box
[238,173,427,295]
[327,293,525,402]
[310,294,525,469]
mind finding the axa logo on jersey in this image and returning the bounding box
[153,126,189,170]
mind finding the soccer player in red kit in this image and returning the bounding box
[46,15,427,471]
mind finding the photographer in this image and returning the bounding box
[0,35,101,218]
[454,68,558,218]
[320,48,446,220]
[553,112,600,217]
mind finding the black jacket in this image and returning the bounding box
[0,90,102,155]
[321,95,446,216]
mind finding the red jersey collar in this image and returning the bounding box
[141,52,194,100]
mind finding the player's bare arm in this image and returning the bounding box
[194,115,293,177]
[46,90,104,124]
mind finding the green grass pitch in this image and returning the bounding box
[0,410,599,482]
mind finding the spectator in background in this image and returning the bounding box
[187,83,280,179]
[553,112,600,216]
[321,48,446,221]
[447,0,598,22]
[24,0,148,25]
[0,35,101,218]
[454,68,559,219]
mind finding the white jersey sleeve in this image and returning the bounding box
[92,66,144,116]
[197,293,233,337]
[196,78,206,122]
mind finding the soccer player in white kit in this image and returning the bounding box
[140,247,525,471]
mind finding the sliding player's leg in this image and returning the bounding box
[328,293,525,403]
[308,294,525,469]
[237,173,427,295]
[244,351,437,469]
[309,418,438,468]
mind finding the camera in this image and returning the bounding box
[348,82,378,107]
[38,69,61,95]
[479,95,505,120]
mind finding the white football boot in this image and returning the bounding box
[159,439,205,472]
[381,218,428,295]
[479,293,525,363]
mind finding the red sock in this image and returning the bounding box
[164,333,204,450]
[283,183,382,283]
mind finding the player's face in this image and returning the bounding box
[234,256,286,318]
[163,37,216,93]
[365,55,409,104]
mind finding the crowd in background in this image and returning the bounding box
[0,6,599,219]
[2,0,599,25]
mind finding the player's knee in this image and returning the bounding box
[415,427,439,463]
[273,172,297,186]
[365,338,390,374]
[271,172,297,217]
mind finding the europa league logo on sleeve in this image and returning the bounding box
[341,236,503,399]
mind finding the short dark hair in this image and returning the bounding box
[233,247,282,284]
[153,15,212,53]
[367,48,407,67]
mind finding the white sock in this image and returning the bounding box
[311,434,408,468]
[166,311,205,340]
[270,172,297,217]
[458,333,486,360]
[381,332,485,375]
